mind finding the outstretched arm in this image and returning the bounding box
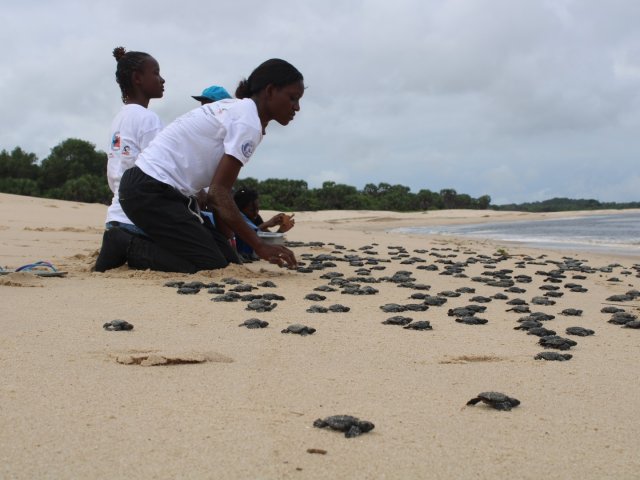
[207,155,297,268]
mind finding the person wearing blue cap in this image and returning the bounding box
[192,85,232,105]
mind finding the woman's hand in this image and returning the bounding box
[254,243,297,269]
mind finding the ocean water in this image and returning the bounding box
[393,211,640,256]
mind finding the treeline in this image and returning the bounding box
[493,197,640,212]
[3,138,637,212]
[234,178,492,211]
[0,139,111,204]
[0,138,492,211]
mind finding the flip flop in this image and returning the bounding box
[0,261,68,277]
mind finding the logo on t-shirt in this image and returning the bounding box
[111,132,121,151]
[241,140,255,159]
[122,145,131,156]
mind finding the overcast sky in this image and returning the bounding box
[2,0,639,204]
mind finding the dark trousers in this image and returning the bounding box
[119,166,239,273]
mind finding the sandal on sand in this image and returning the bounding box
[0,261,68,277]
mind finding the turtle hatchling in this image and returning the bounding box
[560,308,583,316]
[539,335,577,350]
[103,319,133,331]
[305,293,326,301]
[246,299,277,312]
[534,351,572,361]
[239,318,269,329]
[281,324,316,336]
[313,415,375,438]
[466,392,520,411]
[565,326,594,337]
[526,327,556,337]
[455,316,488,325]
[403,320,433,330]
[328,304,351,312]
[382,316,413,326]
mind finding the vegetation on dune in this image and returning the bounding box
[0,139,638,212]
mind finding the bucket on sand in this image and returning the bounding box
[257,231,285,245]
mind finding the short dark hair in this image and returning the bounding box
[236,59,303,99]
[234,187,259,209]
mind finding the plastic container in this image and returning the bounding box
[257,231,285,245]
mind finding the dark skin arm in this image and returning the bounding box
[206,154,297,269]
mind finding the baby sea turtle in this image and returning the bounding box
[514,320,543,331]
[455,317,488,325]
[438,291,461,298]
[422,296,448,306]
[103,319,133,331]
[258,280,277,288]
[565,326,595,336]
[328,304,351,312]
[506,305,531,313]
[314,285,337,292]
[506,298,528,306]
[403,303,430,312]
[526,327,556,337]
[211,293,241,302]
[164,280,184,288]
[380,303,406,313]
[447,307,477,318]
[239,318,269,329]
[281,324,316,335]
[492,293,509,300]
[560,308,583,316]
[246,299,277,312]
[600,306,624,314]
[382,316,413,326]
[535,351,572,361]
[539,335,577,350]
[531,296,556,306]
[305,293,327,301]
[177,286,200,295]
[403,320,433,330]
[466,392,520,411]
[262,293,285,301]
[470,296,492,303]
[608,312,637,325]
[313,415,375,438]
[623,320,640,329]
[306,305,328,313]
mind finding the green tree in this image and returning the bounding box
[58,174,111,203]
[40,138,107,190]
[0,147,40,180]
[440,188,458,209]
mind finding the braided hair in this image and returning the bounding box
[235,59,303,99]
[113,46,152,104]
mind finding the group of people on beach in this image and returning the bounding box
[94,47,302,274]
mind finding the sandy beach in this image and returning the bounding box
[1,192,639,480]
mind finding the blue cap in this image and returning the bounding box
[192,85,232,103]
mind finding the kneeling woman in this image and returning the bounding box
[97,59,303,273]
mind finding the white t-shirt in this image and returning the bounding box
[135,98,262,197]
[106,104,163,223]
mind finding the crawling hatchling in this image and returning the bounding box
[466,392,520,411]
[313,415,375,438]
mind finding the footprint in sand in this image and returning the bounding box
[438,355,504,364]
[114,351,234,366]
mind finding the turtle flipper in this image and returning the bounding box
[345,425,362,438]
[466,397,482,406]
